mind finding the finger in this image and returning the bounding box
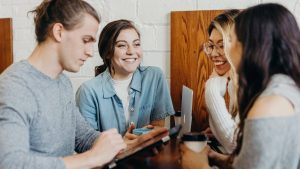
[135,127,168,144]
[125,133,138,140]
[206,133,214,139]
[145,125,154,129]
[206,128,212,133]
[201,127,211,134]
[180,144,189,153]
[208,149,220,158]
[146,128,168,140]
[201,145,211,154]
[136,133,152,143]
[127,122,136,133]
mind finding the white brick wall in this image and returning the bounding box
[1,0,300,94]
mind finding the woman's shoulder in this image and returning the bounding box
[77,73,109,94]
[247,95,295,120]
[139,66,163,74]
[249,74,300,119]
[138,66,165,79]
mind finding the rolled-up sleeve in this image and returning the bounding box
[151,68,175,121]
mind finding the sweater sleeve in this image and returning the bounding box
[0,82,66,169]
[74,102,100,153]
[205,77,237,153]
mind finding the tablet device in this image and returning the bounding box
[106,125,182,169]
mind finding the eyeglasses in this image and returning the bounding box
[203,42,224,56]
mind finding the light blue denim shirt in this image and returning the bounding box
[76,66,175,135]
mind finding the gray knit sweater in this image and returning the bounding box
[233,74,300,169]
[0,60,99,169]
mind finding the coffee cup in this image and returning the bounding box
[174,111,181,126]
[181,132,208,153]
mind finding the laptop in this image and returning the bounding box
[180,85,193,136]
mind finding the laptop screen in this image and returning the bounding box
[180,85,193,135]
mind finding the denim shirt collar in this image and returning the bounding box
[102,68,142,98]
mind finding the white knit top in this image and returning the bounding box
[205,76,239,153]
[112,76,133,125]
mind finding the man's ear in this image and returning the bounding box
[52,23,64,42]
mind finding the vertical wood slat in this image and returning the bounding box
[0,18,13,74]
[171,10,223,131]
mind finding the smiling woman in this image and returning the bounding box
[203,9,240,154]
[111,28,142,80]
[76,19,175,137]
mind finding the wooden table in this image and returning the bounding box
[113,138,181,169]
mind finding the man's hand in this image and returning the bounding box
[63,129,126,169]
[89,129,126,166]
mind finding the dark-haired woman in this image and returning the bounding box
[76,19,174,137]
[181,3,300,169]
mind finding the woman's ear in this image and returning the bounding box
[52,23,64,42]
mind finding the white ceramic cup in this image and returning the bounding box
[182,132,208,153]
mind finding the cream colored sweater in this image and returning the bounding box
[205,76,239,153]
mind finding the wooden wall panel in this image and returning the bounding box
[171,10,223,131]
[0,18,13,74]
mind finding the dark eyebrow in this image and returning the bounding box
[115,40,127,44]
[115,38,140,44]
[208,39,223,44]
[217,40,223,43]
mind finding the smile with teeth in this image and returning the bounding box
[214,60,226,66]
[122,58,137,63]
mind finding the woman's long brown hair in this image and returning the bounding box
[228,3,300,166]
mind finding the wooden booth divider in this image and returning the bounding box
[0,18,13,74]
[171,10,223,131]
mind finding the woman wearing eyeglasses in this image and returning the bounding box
[203,10,240,154]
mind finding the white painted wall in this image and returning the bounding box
[1,0,300,94]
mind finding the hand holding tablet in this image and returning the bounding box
[106,125,182,169]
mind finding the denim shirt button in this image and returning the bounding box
[130,107,134,112]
